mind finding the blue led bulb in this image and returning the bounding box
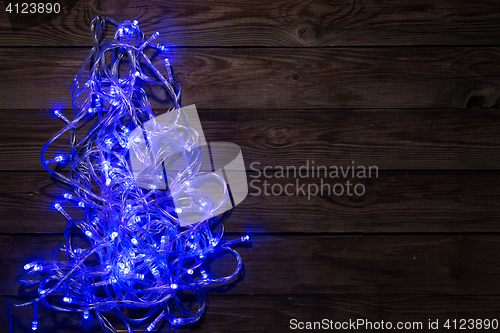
[157,44,167,52]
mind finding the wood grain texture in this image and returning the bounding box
[0,171,499,234]
[3,295,500,332]
[0,234,499,296]
[1,109,499,171]
[1,48,500,110]
[1,0,500,330]
[1,0,500,47]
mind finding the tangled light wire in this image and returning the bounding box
[12,16,248,332]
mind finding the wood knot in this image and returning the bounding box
[466,95,487,109]
[464,83,500,108]
[297,25,320,42]
[449,266,462,280]
[266,128,292,147]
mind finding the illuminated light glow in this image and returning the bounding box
[157,44,167,53]
[147,312,164,332]
[53,202,71,220]
[104,138,113,148]
[151,267,160,277]
[54,110,70,123]
[242,235,250,241]
[31,321,38,331]
[164,58,174,83]
[109,169,119,179]
[200,268,208,279]
[15,15,248,333]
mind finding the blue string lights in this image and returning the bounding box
[12,16,249,332]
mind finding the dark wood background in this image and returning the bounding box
[1,0,500,332]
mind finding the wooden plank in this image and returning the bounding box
[1,0,500,47]
[1,109,499,171]
[0,171,499,234]
[1,48,500,110]
[0,234,499,296]
[3,294,500,332]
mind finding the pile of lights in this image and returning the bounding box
[13,16,248,332]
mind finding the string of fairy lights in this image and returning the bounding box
[12,16,248,332]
